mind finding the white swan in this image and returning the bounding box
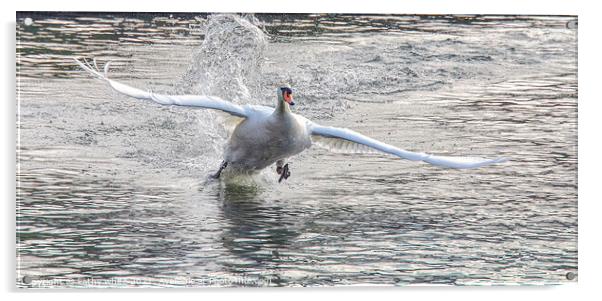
[74,58,507,182]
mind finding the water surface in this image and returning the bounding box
[16,13,577,287]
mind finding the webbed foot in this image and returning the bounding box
[278,163,291,183]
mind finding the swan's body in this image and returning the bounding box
[225,105,311,172]
[74,58,507,180]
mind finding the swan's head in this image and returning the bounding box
[277,86,294,106]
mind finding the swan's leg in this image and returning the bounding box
[276,160,284,175]
[211,161,228,179]
[278,163,291,183]
[283,164,291,179]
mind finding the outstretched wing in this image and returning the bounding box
[309,122,507,169]
[73,58,248,118]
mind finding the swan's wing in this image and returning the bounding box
[309,122,507,169]
[74,58,248,118]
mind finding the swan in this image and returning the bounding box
[74,58,507,182]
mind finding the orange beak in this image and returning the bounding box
[284,92,295,106]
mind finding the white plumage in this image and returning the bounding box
[74,58,507,179]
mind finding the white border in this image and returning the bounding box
[4,1,600,301]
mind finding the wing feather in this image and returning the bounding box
[312,134,381,154]
[309,123,507,169]
[74,58,248,118]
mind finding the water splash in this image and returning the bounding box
[176,14,268,104]
[169,14,270,176]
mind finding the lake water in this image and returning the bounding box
[16,13,577,287]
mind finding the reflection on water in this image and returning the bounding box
[217,183,299,286]
[17,13,577,287]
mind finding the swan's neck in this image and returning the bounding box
[275,99,291,115]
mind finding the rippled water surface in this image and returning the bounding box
[16,13,577,287]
